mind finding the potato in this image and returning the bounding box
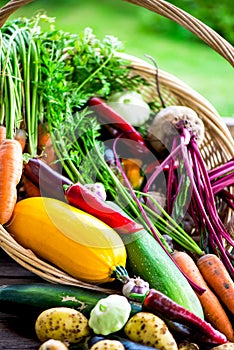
[39,339,69,350]
[211,343,234,349]
[124,311,178,350]
[89,339,125,349]
[35,307,90,344]
[178,340,199,350]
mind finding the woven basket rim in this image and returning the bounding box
[0,0,33,28]
[124,0,234,67]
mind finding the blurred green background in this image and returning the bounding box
[3,0,234,117]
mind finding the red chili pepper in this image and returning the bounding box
[65,182,143,234]
[164,319,227,346]
[135,288,227,346]
[88,97,149,154]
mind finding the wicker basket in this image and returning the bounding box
[0,0,233,292]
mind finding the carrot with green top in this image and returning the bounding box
[0,126,6,144]
[172,250,234,341]
[37,123,58,171]
[22,175,41,198]
[197,253,234,315]
[0,139,23,225]
[14,129,27,152]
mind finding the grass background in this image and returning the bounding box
[7,0,234,117]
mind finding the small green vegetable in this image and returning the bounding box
[107,91,151,126]
[88,294,131,335]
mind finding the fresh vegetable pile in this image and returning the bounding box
[0,13,234,349]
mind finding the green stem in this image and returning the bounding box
[92,136,140,212]
[75,52,113,94]
[0,32,15,134]
[5,66,15,139]
[0,31,5,124]
[92,137,156,230]
[140,192,203,255]
[50,123,85,184]
[29,39,40,155]
[12,45,23,129]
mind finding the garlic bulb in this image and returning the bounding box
[122,276,149,300]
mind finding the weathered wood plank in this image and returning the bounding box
[0,249,42,349]
[0,315,40,349]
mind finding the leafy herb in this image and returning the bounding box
[0,13,147,155]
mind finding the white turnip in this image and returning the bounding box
[147,105,204,154]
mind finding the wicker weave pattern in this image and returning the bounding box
[0,0,233,289]
[0,0,33,27]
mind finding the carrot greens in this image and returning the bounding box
[0,18,41,151]
[0,13,146,153]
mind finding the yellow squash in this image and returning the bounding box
[7,197,127,284]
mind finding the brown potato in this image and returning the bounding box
[39,339,69,350]
[124,311,178,350]
[211,343,234,350]
[89,339,125,349]
[178,340,199,350]
[35,307,90,344]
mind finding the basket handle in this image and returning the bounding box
[0,0,33,28]
[124,0,234,67]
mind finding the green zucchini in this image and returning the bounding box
[0,283,141,320]
[123,230,204,319]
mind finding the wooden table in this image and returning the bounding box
[0,249,42,349]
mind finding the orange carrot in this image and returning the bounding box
[14,129,27,152]
[0,139,23,225]
[22,175,41,198]
[197,253,234,315]
[172,250,234,341]
[0,125,6,144]
[37,123,58,171]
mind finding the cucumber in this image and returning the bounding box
[122,230,204,319]
[0,283,141,320]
